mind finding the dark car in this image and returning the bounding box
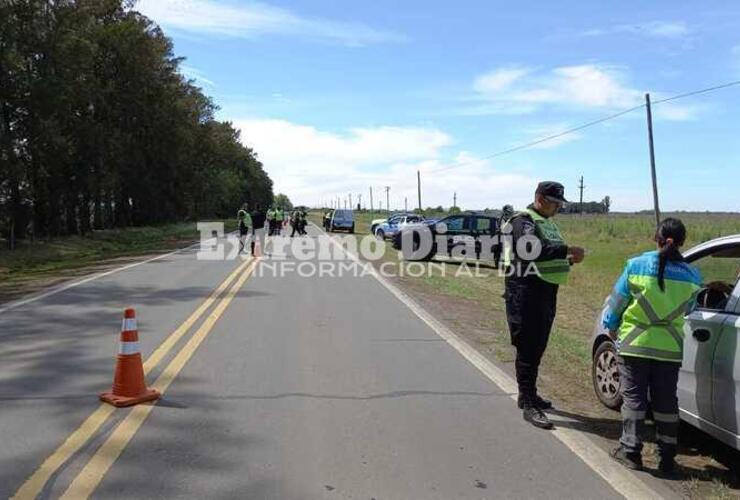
[392,213,499,261]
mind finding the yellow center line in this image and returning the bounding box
[60,257,260,499]
[12,256,254,500]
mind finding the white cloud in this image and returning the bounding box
[135,0,405,46]
[234,119,536,210]
[581,21,691,39]
[467,64,696,120]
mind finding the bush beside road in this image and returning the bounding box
[311,209,740,498]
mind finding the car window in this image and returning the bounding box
[442,216,465,232]
[475,217,492,234]
[690,247,740,311]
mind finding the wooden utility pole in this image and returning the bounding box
[645,93,661,227]
[417,170,422,211]
[369,187,374,215]
[349,193,352,210]
[578,176,585,215]
[358,194,362,210]
[453,192,457,210]
[385,186,391,213]
[404,197,408,212]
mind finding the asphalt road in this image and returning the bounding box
[1,226,630,499]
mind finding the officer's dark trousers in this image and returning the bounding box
[505,276,558,405]
[618,355,680,460]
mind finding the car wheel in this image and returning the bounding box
[349,224,355,234]
[375,229,385,240]
[593,340,622,410]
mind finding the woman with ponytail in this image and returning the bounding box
[602,218,702,477]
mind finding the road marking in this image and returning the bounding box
[0,233,234,315]
[311,222,664,500]
[11,255,252,500]
[60,257,259,499]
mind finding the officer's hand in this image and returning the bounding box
[568,246,585,264]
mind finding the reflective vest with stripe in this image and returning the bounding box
[503,208,570,285]
[610,251,702,363]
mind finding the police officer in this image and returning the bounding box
[604,218,702,476]
[237,207,252,254]
[494,204,516,267]
[503,182,585,429]
[266,207,276,236]
[250,203,267,256]
[275,207,284,236]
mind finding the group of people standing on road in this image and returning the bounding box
[503,181,700,478]
[237,205,309,256]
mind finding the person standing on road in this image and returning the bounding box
[250,204,267,256]
[502,182,585,429]
[494,204,515,267]
[237,207,252,254]
[604,218,702,477]
[275,207,284,236]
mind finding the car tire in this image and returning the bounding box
[349,224,355,234]
[375,229,385,240]
[593,340,622,411]
[370,224,378,235]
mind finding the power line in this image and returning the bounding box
[426,78,740,174]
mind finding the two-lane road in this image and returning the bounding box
[0,226,648,498]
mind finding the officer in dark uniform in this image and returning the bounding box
[503,182,585,429]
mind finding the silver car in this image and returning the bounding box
[591,234,740,451]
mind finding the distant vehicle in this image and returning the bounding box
[374,214,426,240]
[326,209,355,233]
[392,213,498,261]
[591,234,740,451]
[370,212,415,235]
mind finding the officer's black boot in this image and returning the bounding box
[522,406,553,430]
[517,394,552,410]
[610,446,643,471]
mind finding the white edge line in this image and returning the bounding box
[0,233,233,315]
[311,221,664,500]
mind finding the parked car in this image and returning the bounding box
[370,212,415,235]
[327,209,355,233]
[374,214,426,240]
[591,234,740,451]
[392,213,499,261]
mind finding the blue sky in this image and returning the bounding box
[136,0,740,211]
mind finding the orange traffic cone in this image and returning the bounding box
[100,308,160,407]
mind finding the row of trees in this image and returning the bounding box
[1,0,273,248]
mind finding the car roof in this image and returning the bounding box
[685,234,740,261]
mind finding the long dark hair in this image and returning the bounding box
[655,218,687,291]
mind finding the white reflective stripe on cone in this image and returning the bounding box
[121,318,137,332]
[119,341,140,355]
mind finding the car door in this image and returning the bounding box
[711,279,740,448]
[679,246,740,433]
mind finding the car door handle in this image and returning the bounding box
[692,329,711,342]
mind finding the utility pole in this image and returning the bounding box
[358,193,362,211]
[417,170,422,211]
[453,192,457,211]
[578,176,585,215]
[385,186,391,213]
[645,93,661,227]
[405,197,408,212]
[370,187,374,215]
[349,193,352,210]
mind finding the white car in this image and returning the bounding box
[374,214,426,240]
[591,234,740,450]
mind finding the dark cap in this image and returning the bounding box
[536,181,568,203]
